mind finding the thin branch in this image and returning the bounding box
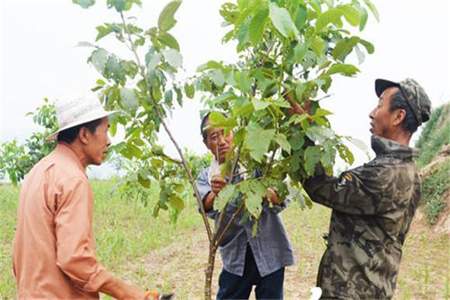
[214,200,245,248]
[212,143,243,245]
[119,13,214,243]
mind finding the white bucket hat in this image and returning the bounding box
[47,96,117,141]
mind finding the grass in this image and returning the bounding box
[415,103,450,168]
[0,179,202,298]
[422,160,450,224]
[1,180,449,299]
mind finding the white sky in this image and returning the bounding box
[1,0,449,176]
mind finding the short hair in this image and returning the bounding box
[200,112,211,142]
[57,118,104,144]
[389,90,419,134]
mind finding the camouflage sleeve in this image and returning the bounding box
[303,163,394,215]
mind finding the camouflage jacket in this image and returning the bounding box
[304,135,421,299]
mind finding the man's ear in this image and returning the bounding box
[78,127,90,145]
[393,109,406,127]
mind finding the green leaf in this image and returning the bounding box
[164,90,173,106]
[104,55,126,83]
[311,36,325,56]
[210,70,225,87]
[293,43,307,63]
[363,0,380,22]
[252,98,270,111]
[137,173,151,188]
[337,144,355,165]
[245,122,275,162]
[95,24,115,41]
[315,8,342,31]
[73,0,95,9]
[304,146,321,176]
[125,143,142,159]
[294,5,307,30]
[106,0,142,12]
[327,63,360,76]
[358,38,375,54]
[320,144,336,174]
[208,112,237,130]
[158,32,180,50]
[197,60,223,72]
[184,83,195,99]
[232,97,254,117]
[216,184,237,211]
[275,133,291,153]
[169,195,185,211]
[306,126,335,143]
[309,0,322,13]
[145,50,161,72]
[236,18,251,51]
[120,88,138,110]
[269,2,299,39]
[234,71,252,94]
[359,7,368,31]
[240,180,266,218]
[317,108,333,118]
[89,48,109,73]
[158,0,182,32]
[151,158,163,168]
[332,37,359,61]
[107,0,141,12]
[249,8,268,44]
[162,48,182,68]
[339,5,360,27]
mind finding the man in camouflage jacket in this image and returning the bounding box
[303,78,432,299]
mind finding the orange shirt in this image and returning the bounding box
[13,143,113,299]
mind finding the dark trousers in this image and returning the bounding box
[217,245,285,300]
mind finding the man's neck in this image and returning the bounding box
[63,142,89,169]
[385,131,411,146]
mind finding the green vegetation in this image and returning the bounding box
[415,103,450,224]
[1,180,447,299]
[416,103,450,168]
[422,160,450,224]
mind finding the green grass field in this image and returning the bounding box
[1,180,448,299]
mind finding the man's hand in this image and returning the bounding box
[202,175,228,212]
[99,277,147,300]
[211,175,227,195]
[265,188,282,206]
[145,290,159,300]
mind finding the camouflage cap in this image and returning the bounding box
[375,78,432,125]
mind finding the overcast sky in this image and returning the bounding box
[1,0,449,176]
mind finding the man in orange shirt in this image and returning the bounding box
[13,96,155,299]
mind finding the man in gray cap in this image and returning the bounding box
[301,78,431,299]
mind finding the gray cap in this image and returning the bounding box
[375,78,432,125]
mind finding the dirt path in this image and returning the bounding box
[124,207,448,299]
[126,225,315,299]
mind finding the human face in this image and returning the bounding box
[369,87,400,138]
[83,117,111,166]
[205,122,233,164]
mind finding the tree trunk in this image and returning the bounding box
[205,246,217,300]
